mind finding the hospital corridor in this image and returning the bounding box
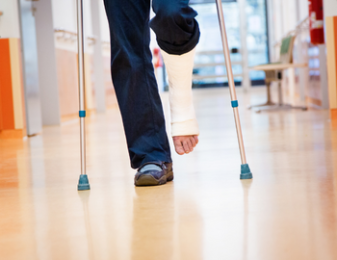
[1,0,337,259]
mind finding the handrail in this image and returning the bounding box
[102,41,110,47]
[54,28,96,45]
[192,74,242,80]
[194,61,241,68]
[296,17,309,30]
[274,17,309,47]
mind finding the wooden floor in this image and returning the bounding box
[1,88,337,260]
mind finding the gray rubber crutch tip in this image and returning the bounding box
[78,174,90,191]
[240,164,253,180]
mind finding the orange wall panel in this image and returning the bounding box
[335,17,337,87]
[9,39,25,130]
[0,39,26,139]
[0,39,15,130]
[326,16,337,109]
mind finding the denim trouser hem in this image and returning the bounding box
[155,24,200,55]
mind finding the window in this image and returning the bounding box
[190,0,269,87]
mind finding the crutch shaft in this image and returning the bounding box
[215,0,236,101]
[233,108,247,164]
[77,0,87,176]
[77,0,85,111]
[76,0,90,190]
[215,0,247,165]
[80,118,86,175]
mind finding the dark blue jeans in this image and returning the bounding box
[103,0,200,169]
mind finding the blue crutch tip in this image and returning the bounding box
[78,174,90,191]
[240,164,253,179]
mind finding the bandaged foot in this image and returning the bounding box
[161,48,199,155]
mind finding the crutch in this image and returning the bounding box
[215,0,252,179]
[76,0,90,190]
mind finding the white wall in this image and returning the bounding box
[83,0,93,37]
[99,0,110,42]
[0,0,21,38]
[267,0,309,61]
[51,0,99,38]
[298,0,309,21]
[52,0,97,53]
[51,0,77,32]
[35,0,61,125]
[282,0,297,35]
[323,0,337,17]
[0,0,154,45]
[269,0,308,43]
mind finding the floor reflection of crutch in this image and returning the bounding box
[77,0,90,190]
[215,0,253,179]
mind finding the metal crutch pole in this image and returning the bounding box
[77,0,90,190]
[215,0,253,179]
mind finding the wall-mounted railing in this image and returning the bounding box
[274,17,309,48]
[102,41,110,51]
[54,28,112,53]
[54,28,96,46]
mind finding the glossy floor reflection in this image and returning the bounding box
[1,88,337,260]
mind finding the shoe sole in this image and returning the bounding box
[135,174,167,186]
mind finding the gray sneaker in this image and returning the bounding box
[134,162,173,186]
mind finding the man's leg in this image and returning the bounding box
[103,0,172,169]
[150,0,200,155]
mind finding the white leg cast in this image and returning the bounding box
[161,48,199,137]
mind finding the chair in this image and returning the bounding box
[250,35,308,112]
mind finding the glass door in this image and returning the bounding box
[188,0,269,88]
